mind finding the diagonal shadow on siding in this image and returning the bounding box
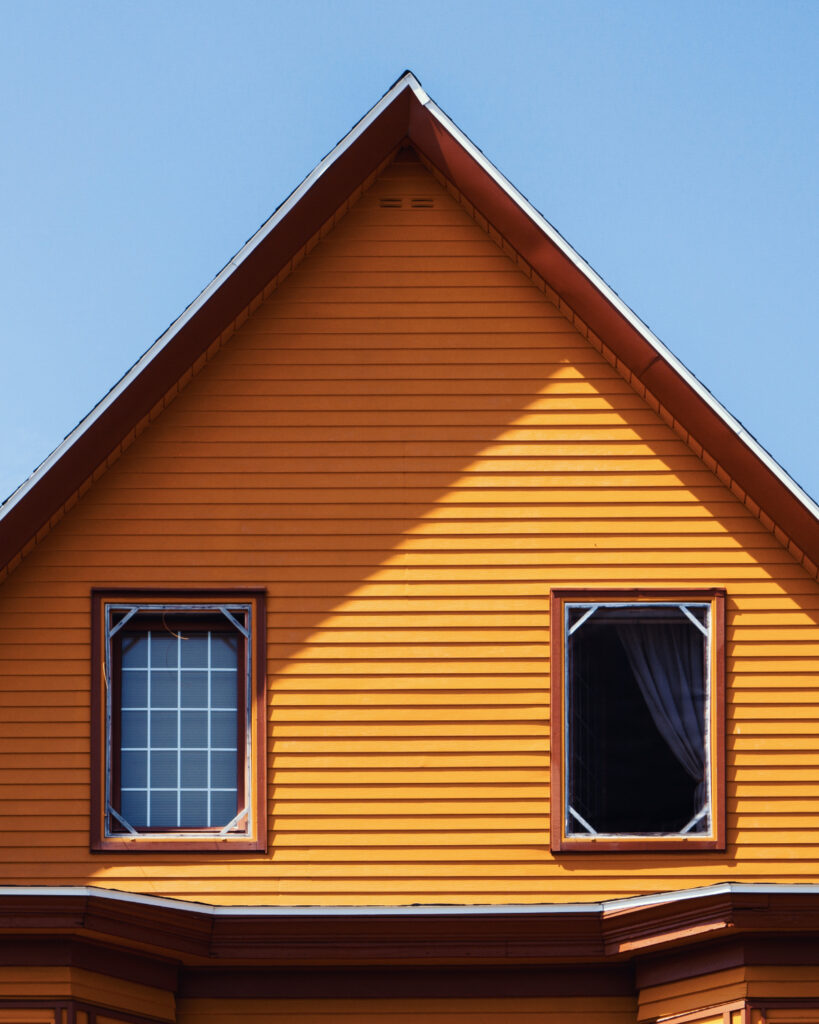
[73,156,819,904]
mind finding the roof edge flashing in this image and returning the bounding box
[3,881,819,918]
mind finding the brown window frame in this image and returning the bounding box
[549,588,725,853]
[91,588,267,853]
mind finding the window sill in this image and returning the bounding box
[552,834,725,853]
[93,833,266,853]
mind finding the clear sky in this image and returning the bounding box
[1,0,817,505]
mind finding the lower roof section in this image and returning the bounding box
[2,883,819,967]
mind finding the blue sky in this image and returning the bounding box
[1,0,817,503]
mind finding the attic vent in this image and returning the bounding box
[411,196,434,209]
[379,196,403,208]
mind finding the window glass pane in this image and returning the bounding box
[121,789,147,828]
[121,670,147,708]
[150,670,177,709]
[210,790,238,827]
[151,634,178,668]
[110,606,248,837]
[212,633,239,668]
[685,605,708,629]
[150,791,178,827]
[181,670,208,708]
[211,672,237,709]
[211,750,238,789]
[180,634,209,668]
[211,711,237,748]
[181,711,208,748]
[151,710,178,748]
[151,749,178,788]
[121,635,147,668]
[121,710,147,748]
[566,603,708,836]
[180,790,208,827]
[567,606,590,631]
[181,749,208,788]
[121,749,147,788]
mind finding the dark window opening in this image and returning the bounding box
[566,604,709,837]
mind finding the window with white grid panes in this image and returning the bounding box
[109,609,248,834]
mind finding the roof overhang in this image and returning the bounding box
[1,71,817,572]
[2,883,819,968]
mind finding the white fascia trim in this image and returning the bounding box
[0,73,428,523]
[418,94,819,523]
[3,881,819,917]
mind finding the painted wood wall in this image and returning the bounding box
[639,963,819,1021]
[0,964,172,1020]
[1,155,818,904]
[175,996,636,1024]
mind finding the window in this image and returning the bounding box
[91,590,266,851]
[550,589,725,851]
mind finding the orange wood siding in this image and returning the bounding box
[0,968,171,1021]
[745,964,819,1000]
[0,1013,59,1023]
[638,968,747,1021]
[0,157,818,903]
[0,969,71,1001]
[639,964,819,1021]
[176,996,636,1024]
[753,1009,819,1024]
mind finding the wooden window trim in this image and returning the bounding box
[90,588,267,853]
[549,587,726,853]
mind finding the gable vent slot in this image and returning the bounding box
[411,197,434,209]
[379,197,403,208]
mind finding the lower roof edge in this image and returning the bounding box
[2,880,819,917]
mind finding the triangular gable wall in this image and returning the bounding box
[3,153,816,903]
[1,73,817,582]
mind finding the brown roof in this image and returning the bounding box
[1,72,817,574]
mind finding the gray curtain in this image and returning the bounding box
[618,620,706,794]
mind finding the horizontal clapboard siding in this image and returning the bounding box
[0,968,172,1020]
[176,996,636,1024]
[638,964,819,1021]
[0,157,818,903]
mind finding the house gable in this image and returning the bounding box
[2,77,819,1019]
[1,73,817,586]
[0,151,817,904]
